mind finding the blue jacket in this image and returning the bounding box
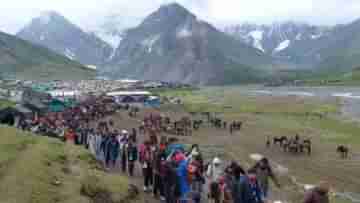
[176,159,190,198]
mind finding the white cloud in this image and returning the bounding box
[1,0,360,34]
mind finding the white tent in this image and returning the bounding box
[48,90,80,97]
[106,91,151,97]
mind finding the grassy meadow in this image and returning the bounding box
[0,126,134,203]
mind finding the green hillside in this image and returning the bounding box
[0,31,94,81]
[0,126,136,203]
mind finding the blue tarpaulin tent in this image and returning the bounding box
[145,96,161,108]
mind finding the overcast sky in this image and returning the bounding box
[1,0,360,34]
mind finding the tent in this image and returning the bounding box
[121,96,136,103]
[145,96,161,108]
[63,98,77,108]
[49,99,66,112]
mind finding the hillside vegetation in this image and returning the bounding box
[0,126,136,203]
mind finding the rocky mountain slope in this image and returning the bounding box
[105,3,273,85]
[17,11,113,67]
[0,30,94,80]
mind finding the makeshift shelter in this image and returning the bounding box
[63,98,77,108]
[106,91,151,97]
[145,96,161,108]
[121,96,136,103]
[48,99,66,112]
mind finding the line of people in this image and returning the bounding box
[76,113,329,203]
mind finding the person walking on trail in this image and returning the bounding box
[163,160,180,203]
[247,169,265,203]
[100,133,110,167]
[119,131,128,173]
[127,141,138,177]
[87,129,96,155]
[106,134,120,169]
[207,157,223,183]
[174,152,191,203]
[303,181,330,203]
[94,129,103,161]
[121,140,128,173]
[153,149,166,200]
[232,164,254,203]
[251,158,281,199]
[188,152,205,203]
[139,141,154,192]
[206,157,224,203]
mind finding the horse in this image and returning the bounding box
[337,145,349,159]
[230,121,243,134]
[273,136,288,146]
[299,139,312,155]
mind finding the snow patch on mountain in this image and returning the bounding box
[274,40,290,52]
[85,65,97,70]
[108,49,117,61]
[64,48,76,60]
[177,26,192,38]
[40,34,45,41]
[95,32,123,49]
[142,35,160,53]
[248,30,265,52]
[296,33,302,40]
[311,33,322,39]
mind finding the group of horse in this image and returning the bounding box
[268,135,312,155]
[268,135,351,159]
[158,111,244,137]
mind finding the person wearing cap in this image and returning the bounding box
[304,181,330,203]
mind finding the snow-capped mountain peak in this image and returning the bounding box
[223,22,331,62]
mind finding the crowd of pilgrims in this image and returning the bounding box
[11,97,329,203]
